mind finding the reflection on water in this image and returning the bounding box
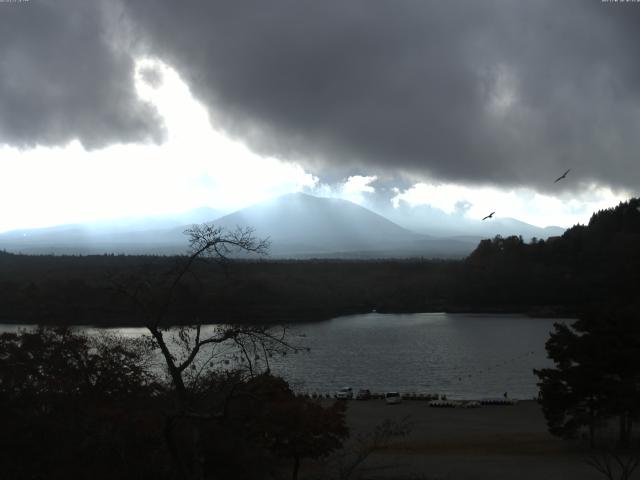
[1,312,567,399]
[270,313,565,400]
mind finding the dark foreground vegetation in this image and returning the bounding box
[0,328,353,480]
[536,303,640,448]
[0,198,638,326]
[1,199,639,479]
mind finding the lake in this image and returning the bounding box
[269,312,565,400]
[1,312,567,400]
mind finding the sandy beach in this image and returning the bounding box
[340,400,605,480]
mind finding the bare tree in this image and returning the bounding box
[585,448,640,480]
[111,224,301,479]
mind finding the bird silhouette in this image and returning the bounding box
[554,169,570,183]
[482,212,495,221]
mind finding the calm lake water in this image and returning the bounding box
[269,313,565,400]
[1,313,567,400]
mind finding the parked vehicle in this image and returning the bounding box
[385,392,402,405]
[356,389,371,400]
[336,387,353,400]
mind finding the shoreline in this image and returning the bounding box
[0,304,575,328]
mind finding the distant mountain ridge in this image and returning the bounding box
[0,193,564,258]
[380,203,565,240]
[0,207,224,255]
[208,193,423,256]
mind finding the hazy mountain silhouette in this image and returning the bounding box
[0,193,561,257]
[206,193,478,257]
[210,193,413,252]
[0,207,224,255]
[381,203,565,239]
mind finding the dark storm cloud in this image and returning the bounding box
[139,65,163,89]
[121,0,640,192]
[0,0,164,149]
[3,1,639,192]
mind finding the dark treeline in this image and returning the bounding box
[462,198,640,313]
[1,198,638,326]
[0,327,350,480]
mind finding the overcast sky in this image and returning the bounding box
[1,0,638,232]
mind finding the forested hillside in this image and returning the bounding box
[464,198,640,309]
[1,199,638,326]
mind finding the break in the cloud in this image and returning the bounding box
[121,0,640,192]
[390,181,630,228]
[2,0,640,193]
[311,175,378,206]
[0,0,638,233]
[0,59,316,233]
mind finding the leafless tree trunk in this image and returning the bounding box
[111,224,298,480]
[585,447,640,480]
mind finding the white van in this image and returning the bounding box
[337,387,353,400]
[385,392,402,405]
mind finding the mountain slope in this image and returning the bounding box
[0,194,493,258]
[209,193,423,255]
[0,207,224,254]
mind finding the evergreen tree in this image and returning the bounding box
[535,304,640,447]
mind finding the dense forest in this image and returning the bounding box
[1,198,638,326]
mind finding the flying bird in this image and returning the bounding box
[554,169,571,183]
[482,212,495,221]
